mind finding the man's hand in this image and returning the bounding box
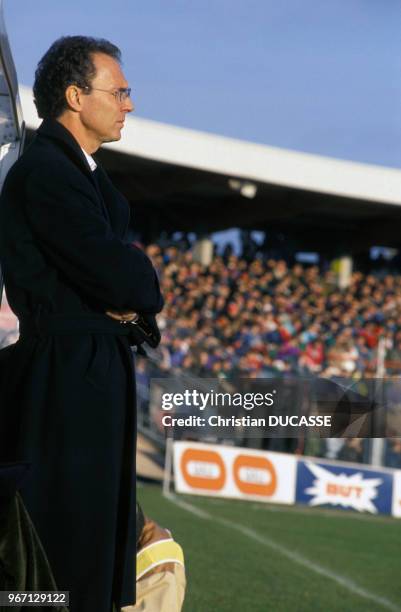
[105,310,138,322]
[138,517,171,548]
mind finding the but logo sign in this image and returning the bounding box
[305,462,382,514]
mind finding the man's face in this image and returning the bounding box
[79,52,133,145]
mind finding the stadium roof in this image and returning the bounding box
[20,85,401,253]
[20,85,401,206]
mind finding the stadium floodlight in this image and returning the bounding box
[228,178,258,199]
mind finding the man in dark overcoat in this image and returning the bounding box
[0,36,163,611]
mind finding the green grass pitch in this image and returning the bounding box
[137,483,401,612]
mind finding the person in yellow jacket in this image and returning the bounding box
[122,508,186,612]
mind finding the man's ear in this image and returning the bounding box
[64,85,84,112]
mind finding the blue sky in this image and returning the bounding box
[4,1,401,168]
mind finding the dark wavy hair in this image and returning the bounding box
[33,36,121,119]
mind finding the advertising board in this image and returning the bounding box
[173,441,296,504]
[296,459,393,515]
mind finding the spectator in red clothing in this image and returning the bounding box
[359,322,380,348]
[300,340,324,373]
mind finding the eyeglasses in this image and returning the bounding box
[82,86,132,103]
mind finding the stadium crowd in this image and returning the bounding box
[144,243,401,379]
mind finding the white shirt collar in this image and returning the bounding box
[81,147,97,172]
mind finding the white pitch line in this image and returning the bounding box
[165,492,210,519]
[164,491,401,612]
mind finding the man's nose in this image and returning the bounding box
[123,96,134,113]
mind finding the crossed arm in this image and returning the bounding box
[24,164,163,315]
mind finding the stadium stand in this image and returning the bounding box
[146,243,399,379]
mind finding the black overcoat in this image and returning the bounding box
[0,119,163,611]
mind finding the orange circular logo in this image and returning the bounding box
[233,454,277,496]
[181,448,226,490]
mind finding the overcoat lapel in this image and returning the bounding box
[37,119,129,236]
[94,165,130,238]
[37,119,97,188]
